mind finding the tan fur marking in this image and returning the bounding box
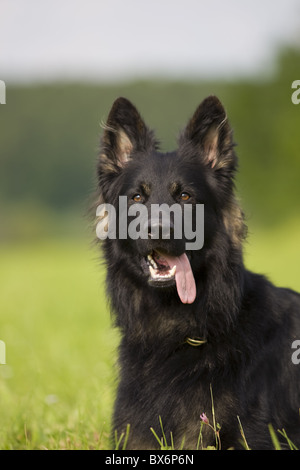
[223,196,247,248]
[118,129,133,164]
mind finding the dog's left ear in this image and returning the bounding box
[180,96,236,171]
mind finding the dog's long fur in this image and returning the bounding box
[96,96,300,449]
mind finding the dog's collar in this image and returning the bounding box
[185,337,207,347]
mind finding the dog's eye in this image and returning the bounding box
[180,192,190,201]
[132,194,142,202]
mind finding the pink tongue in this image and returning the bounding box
[161,253,196,304]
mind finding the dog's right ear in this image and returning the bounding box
[99,97,156,173]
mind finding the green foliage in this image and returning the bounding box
[114,424,131,450]
[268,424,299,450]
[150,416,177,450]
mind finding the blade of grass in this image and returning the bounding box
[159,415,168,448]
[114,430,124,450]
[268,424,282,450]
[237,416,250,450]
[122,424,131,450]
[278,429,298,450]
[196,421,204,450]
[150,426,163,448]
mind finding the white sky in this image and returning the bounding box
[1,0,300,82]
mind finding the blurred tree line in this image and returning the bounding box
[0,47,299,241]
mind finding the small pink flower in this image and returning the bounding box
[200,413,209,424]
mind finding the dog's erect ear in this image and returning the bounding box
[99,97,156,172]
[180,96,236,171]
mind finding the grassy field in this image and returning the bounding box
[0,219,299,450]
[0,239,117,449]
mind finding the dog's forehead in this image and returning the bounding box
[139,150,180,186]
[146,150,178,171]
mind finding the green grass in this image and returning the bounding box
[0,239,118,449]
[244,217,300,293]
[0,218,299,449]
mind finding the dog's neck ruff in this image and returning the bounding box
[185,337,207,347]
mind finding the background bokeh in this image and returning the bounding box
[0,0,300,449]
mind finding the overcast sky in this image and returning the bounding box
[1,0,300,82]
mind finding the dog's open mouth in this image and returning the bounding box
[146,250,196,304]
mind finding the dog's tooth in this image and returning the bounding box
[164,266,176,278]
[147,254,157,269]
[149,265,159,278]
[149,264,176,280]
[169,265,176,277]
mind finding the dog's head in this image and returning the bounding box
[96,97,245,304]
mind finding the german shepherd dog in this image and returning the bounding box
[96,96,300,449]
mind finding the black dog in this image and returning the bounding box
[96,96,300,449]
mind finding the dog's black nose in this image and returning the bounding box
[146,218,174,240]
